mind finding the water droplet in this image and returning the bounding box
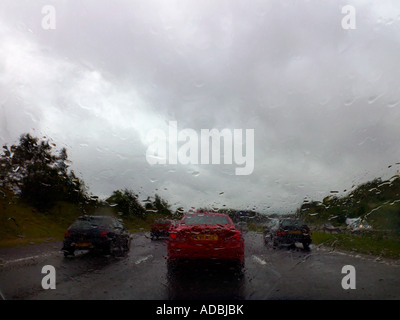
[344,97,356,106]
[193,80,205,88]
[368,94,384,104]
[387,100,399,108]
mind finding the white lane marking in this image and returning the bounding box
[0,252,56,266]
[252,255,267,265]
[252,255,282,278]
[134,254,153,265]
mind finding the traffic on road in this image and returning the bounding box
[1,211,400,301]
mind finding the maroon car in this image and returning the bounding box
[150,218,173,240]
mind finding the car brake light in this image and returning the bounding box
[233,232,242,241]
[169,232,177,239]
[100,231,108,238]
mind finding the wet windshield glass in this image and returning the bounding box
[280,220,306,228]
[183,215,230,226]
[1,0,400,308]
[70,217,113,229]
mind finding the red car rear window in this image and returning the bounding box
[183,214,230,226]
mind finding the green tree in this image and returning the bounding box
[107,189,145,218]
[0,133,88,210]
[153,193,172,216]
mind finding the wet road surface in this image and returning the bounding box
[1,231,400,300]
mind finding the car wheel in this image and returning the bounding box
[302,242,310,250]
[265,235,274,247]
[233,261,245,278]
[167,260,178,276]
[124,238,131,252]
[103,241,114,255]
[112,239,126,257]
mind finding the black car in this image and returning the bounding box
[264,218,312,250]
[62,215,131,256]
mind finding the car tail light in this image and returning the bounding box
[169,231,185,240]
[100,231,108,238]
[64,230,70,238]
[169,232,177,239]
[232,231,242,241]
[224,230,242,241]
[277,230,287,236]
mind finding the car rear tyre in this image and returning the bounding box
[124,238,131,252]
[102,242,114,255]
[302,242,311,250]
[233,261,245,278]
[167,260,179,277]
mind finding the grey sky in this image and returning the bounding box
[1,0,400,213]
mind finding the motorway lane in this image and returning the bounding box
[1,231,400,300]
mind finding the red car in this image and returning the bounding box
[167,212,244,270]
[150,218,173,240]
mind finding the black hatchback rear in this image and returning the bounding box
[264,218,312,250]
[62,215,131,256]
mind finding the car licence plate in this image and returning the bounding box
[76,242,92,247]
[196,234,218,241]
[289,230,301,234]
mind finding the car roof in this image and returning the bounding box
[77,215,117,220]
[186,211,228,216]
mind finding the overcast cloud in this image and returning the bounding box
[1,0,400,213]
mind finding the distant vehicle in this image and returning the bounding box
[62,215,131,256]
[346,218,372,232]
[236,221,249,233]
[167,212,244,271]
[150,218,173,240]
[236,210,256,218]
[262,218,279,231]
[264,218,312,250]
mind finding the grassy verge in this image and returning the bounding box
[311,231,400,260]
[247,222,265,233]
[0,200,83,248]
[0,198,170,248]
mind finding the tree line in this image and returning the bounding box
[296,175,400,232]
[0,133,173,218]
